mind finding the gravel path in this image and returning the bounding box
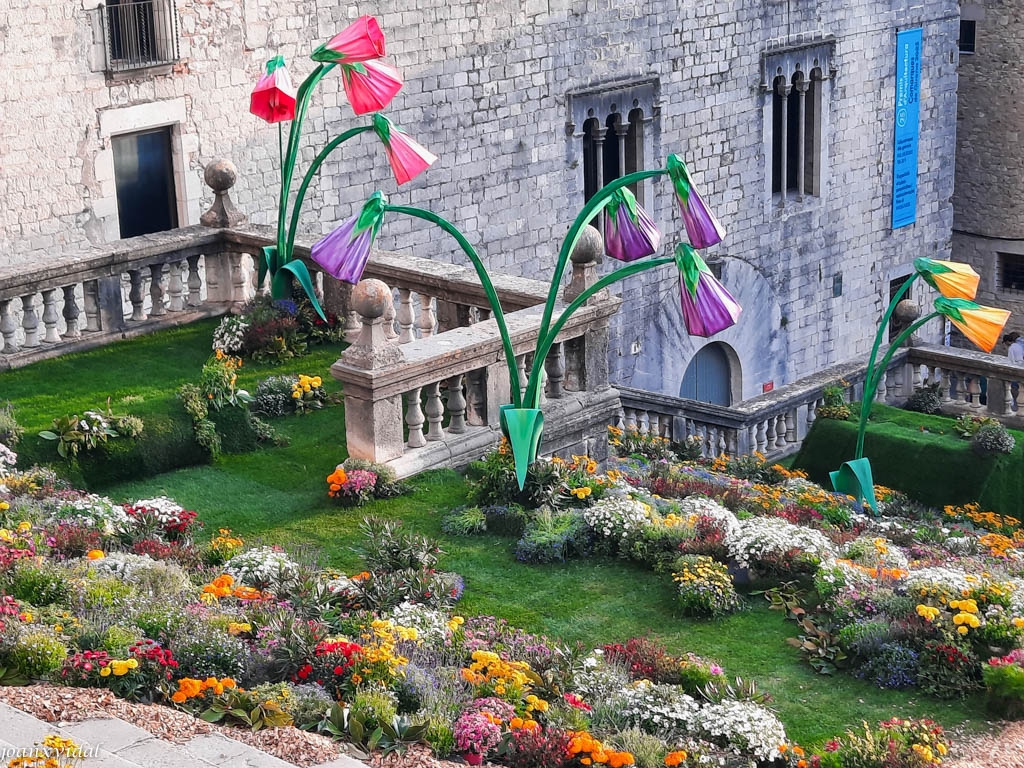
[943,721,1024,768]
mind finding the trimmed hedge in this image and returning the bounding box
[793,404,1024,516]
[15,400,259,490]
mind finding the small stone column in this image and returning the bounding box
[562,225,612,393]
[332,279,405,463]
[200,160,246,228]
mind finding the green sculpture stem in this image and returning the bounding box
[856,308,938,458]
[285,125,372,261]
[854,274,920,458]
[275,63,335,275]
[526,256,676,407]
[385,204,523,404]
[528,168,667,406]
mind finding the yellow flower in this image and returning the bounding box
[100,667,111,677]
[570,487,592,499]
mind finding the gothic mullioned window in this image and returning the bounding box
[762,38,834,207]
[567,80,659,220]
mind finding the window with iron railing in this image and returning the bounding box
[100,0,179,73]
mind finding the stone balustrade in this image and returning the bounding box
[617,350,915,460]
[907,343,1024,419]
[329,230,622,478]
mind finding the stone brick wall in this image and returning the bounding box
[0,0,959,401]
[952,1,1024,345]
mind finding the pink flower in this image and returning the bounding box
[249,56,297,124]
[372,113,437,185]
[312,16,385,64]
[341,60,403,115]
[709,663,723,675]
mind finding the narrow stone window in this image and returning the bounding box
[959,20,977,54]
[997,252,1024,292]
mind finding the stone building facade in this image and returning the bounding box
[0,0,960,402]
[952,0,1024,339]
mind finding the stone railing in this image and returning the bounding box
[906,343,1024,420]
[329,237,622,477]
[616,351,914,460]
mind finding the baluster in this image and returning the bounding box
[966,375,982,407]
[231,253,252,302]
[187,255,203,307]
[424,382,444,441]
[405,388,427,448]
[875,370,887,402]
[912,364,923,390]
[785,409,796,443]
[1006,380,1015,415]
[623,407,637,431]
[149,263,167,317]
[466,368,487,426]
[83,280,100,332]
[638,410,650,436]
[763,419,775,453]
[806,399,817,429]
[544,342,565,399]
[128,270,147,321]
[648,413,660,437]
[0,299,18,353]
[344,310,361,343]
[745,424,756,455]
[775,415,787,449]
[20,294,39,348]
[726,429,738,456]
[167,260,185,311]
[941,368,955,403]
[447,374,467,434]
[516,354,528,404]
[61,285,81,340]
[397,288,416,343]
[38,289,60,344]
[384,296,399,343]
[417,294,436,338]
[718,429,727,456]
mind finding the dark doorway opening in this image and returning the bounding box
[113,127,178,239]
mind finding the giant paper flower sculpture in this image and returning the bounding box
[667,155,726,249]
[312,16,385,63]
[372,113,437,185]
[311,192,387,284]
[913,258,980,301]
[250,56,297,123]
[934,297,1011,353]
[341,60,403,115]
[603,187,661,262]
[675,244,742,337]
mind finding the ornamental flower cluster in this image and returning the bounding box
[170,675,238,704]
[582,495,652,555]
[290,374,325,414]
[673,555,741,617]
[326,466,379,506]
[225,546,299,591]
[725,516,835,572]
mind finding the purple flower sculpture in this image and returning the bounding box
[675,243,741,337]
[603,187,661,262]
[667,154,726,249]
[310,191,387,284]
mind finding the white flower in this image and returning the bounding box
[0,443,17,475]
[614,681,701,742]
[726,517,835,570]
[226,546,299,590]
[694,700,787,762]
[52,495,131,535]
[583,496,651,543]
[675,497,740,538]
[905,567,971,595]
[131,496,188,526]
[387,602,447,646]
[88,551,156,579]
[212,316,249,354]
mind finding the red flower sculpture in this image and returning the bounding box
[249,56,297,124]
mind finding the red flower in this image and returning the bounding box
[371,113,437,185]
[341,60,403,115]
[250,56,297,124]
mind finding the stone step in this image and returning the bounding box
[0,702,367,768]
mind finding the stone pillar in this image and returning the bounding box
[332,279,405,463]
[200,160,246,228]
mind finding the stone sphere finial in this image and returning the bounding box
[352,279,391,320]
[204,159,238,194]
[571,224,603,264]
[894,299,921,323]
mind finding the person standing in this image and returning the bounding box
[1007,332,1024,364]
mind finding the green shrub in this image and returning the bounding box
[81,575,135,610]
[672,555,740,618]
[170,621,251,680]
[0,402,24,447]
[983,654,1024,719]
[514,509,590,564]
[608,728,667,768]
[7,560,72,606]
[10,631,68,679]
[440,506,487,536]
[905,383,942,414]
[348,688,398,733]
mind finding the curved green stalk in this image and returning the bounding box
[856,310,938,457]
[854,274,919,458]
[529,168,667,406]
[526,256,676,408]
[276,63,335,268]
[285,125,372,260]
[385,204,522,405]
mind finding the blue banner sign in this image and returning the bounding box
[892,28,922,229]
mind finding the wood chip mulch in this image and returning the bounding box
[944,721,1024,768]
[0,685,350,767]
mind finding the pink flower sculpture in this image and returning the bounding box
[675,243,742,337]
[249,56,297,123]
[310,192,387,284]
[341,60,403,115]
[372,113,437,185]
[603,187,661,262]
[312,15,386,63]
[667,154,726,249]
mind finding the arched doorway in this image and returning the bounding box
[679,342,737,405]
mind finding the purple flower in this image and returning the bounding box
[667,154,726,249]
[310,192,387,284]
[603,187,661,262]
[674,243,741,337]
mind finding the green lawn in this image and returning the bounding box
[1,323,989,746]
